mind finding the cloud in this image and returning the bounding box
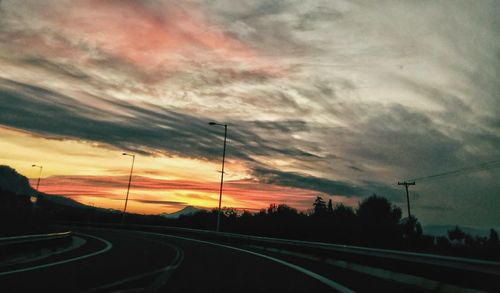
[34,174,326,211]
[253,166,359,196]
[131,199,188,206]
[1,0,499,226]
[0,77,318,161]
[252,166,404,201]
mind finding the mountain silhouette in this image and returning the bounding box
[160,205,202,219]
[0,165,84,208]
[0,165,34,195]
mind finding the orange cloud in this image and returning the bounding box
[32,174,327,214]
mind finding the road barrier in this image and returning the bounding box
[0,231,73,264]
[60,222,500,291]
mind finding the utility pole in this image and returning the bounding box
[398,181,415,218]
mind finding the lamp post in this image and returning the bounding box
[31,164,43,191]
[122,153,135,224]
[31,164,43,205]
[209,121,227,232]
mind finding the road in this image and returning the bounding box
[0,227,349,292]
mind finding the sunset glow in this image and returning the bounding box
[1,0,499,227]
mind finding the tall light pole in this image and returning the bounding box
[122,153,135,224]
[209,121,227,232]
[31,164,43,191]
[31,164,43,205]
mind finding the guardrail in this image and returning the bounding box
[223,230,500,275]
[60,222,500,291]
[0,231,73,263]
[0,231,72,246]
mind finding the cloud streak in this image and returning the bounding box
[1,0,499,227]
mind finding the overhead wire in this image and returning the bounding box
[406,159,500,183]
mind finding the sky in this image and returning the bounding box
[0,0,499,228]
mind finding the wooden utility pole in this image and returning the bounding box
[398,181,415,218]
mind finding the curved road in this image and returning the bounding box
[0,228,345,292]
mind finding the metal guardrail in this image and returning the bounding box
[61,222,500,277]
[0,231,73,263]
[219,230,500,276]
[0,231,72,247]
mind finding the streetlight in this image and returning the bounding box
[31,164,43,204]
[121,153,135,224]
[209,121,227,232]
[31,164,43,191]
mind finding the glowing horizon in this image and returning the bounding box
[2,126,334,215]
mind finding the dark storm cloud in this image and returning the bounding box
[0,78,230,160]
[253,166,359,195]
[252,166,402,200]
[0,77,404,199]
[0,78,317,162]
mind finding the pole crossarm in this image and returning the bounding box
[398,181,415,218]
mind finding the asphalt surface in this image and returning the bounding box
[0,227,343,292]
[0,228,179,292]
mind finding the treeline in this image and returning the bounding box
[1,185,498,261]
[174,195,500,261]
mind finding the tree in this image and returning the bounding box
[312,196,327,216]
[448,226,466,243]
[327,199,333,214]
[267,204,277,215]
[330,203,358,243]
[400,215,423,248]
[357,194,402,247]
[276,204,298,216]
[487,229,499,258]
[488,229,499,246]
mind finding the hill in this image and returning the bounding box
[0,165,88,208]
[0,165,34,195]
[160,205,202,219]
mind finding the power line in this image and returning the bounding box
[407,159,500,183]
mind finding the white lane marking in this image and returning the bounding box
[85,237,184,292]
[0,232,112,276]
[149,232,355,293]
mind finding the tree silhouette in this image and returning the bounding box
[312,196,327,216]
[327,199,333,214]
[487,229,499,258]
[267,203,277,215]
[400,215,424,249]
[400,216,422,238]
[448,226,466,242]
[357,194,402,247]
[488,229,499,246]
[276,204,298,216]
[330,203,358,243]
